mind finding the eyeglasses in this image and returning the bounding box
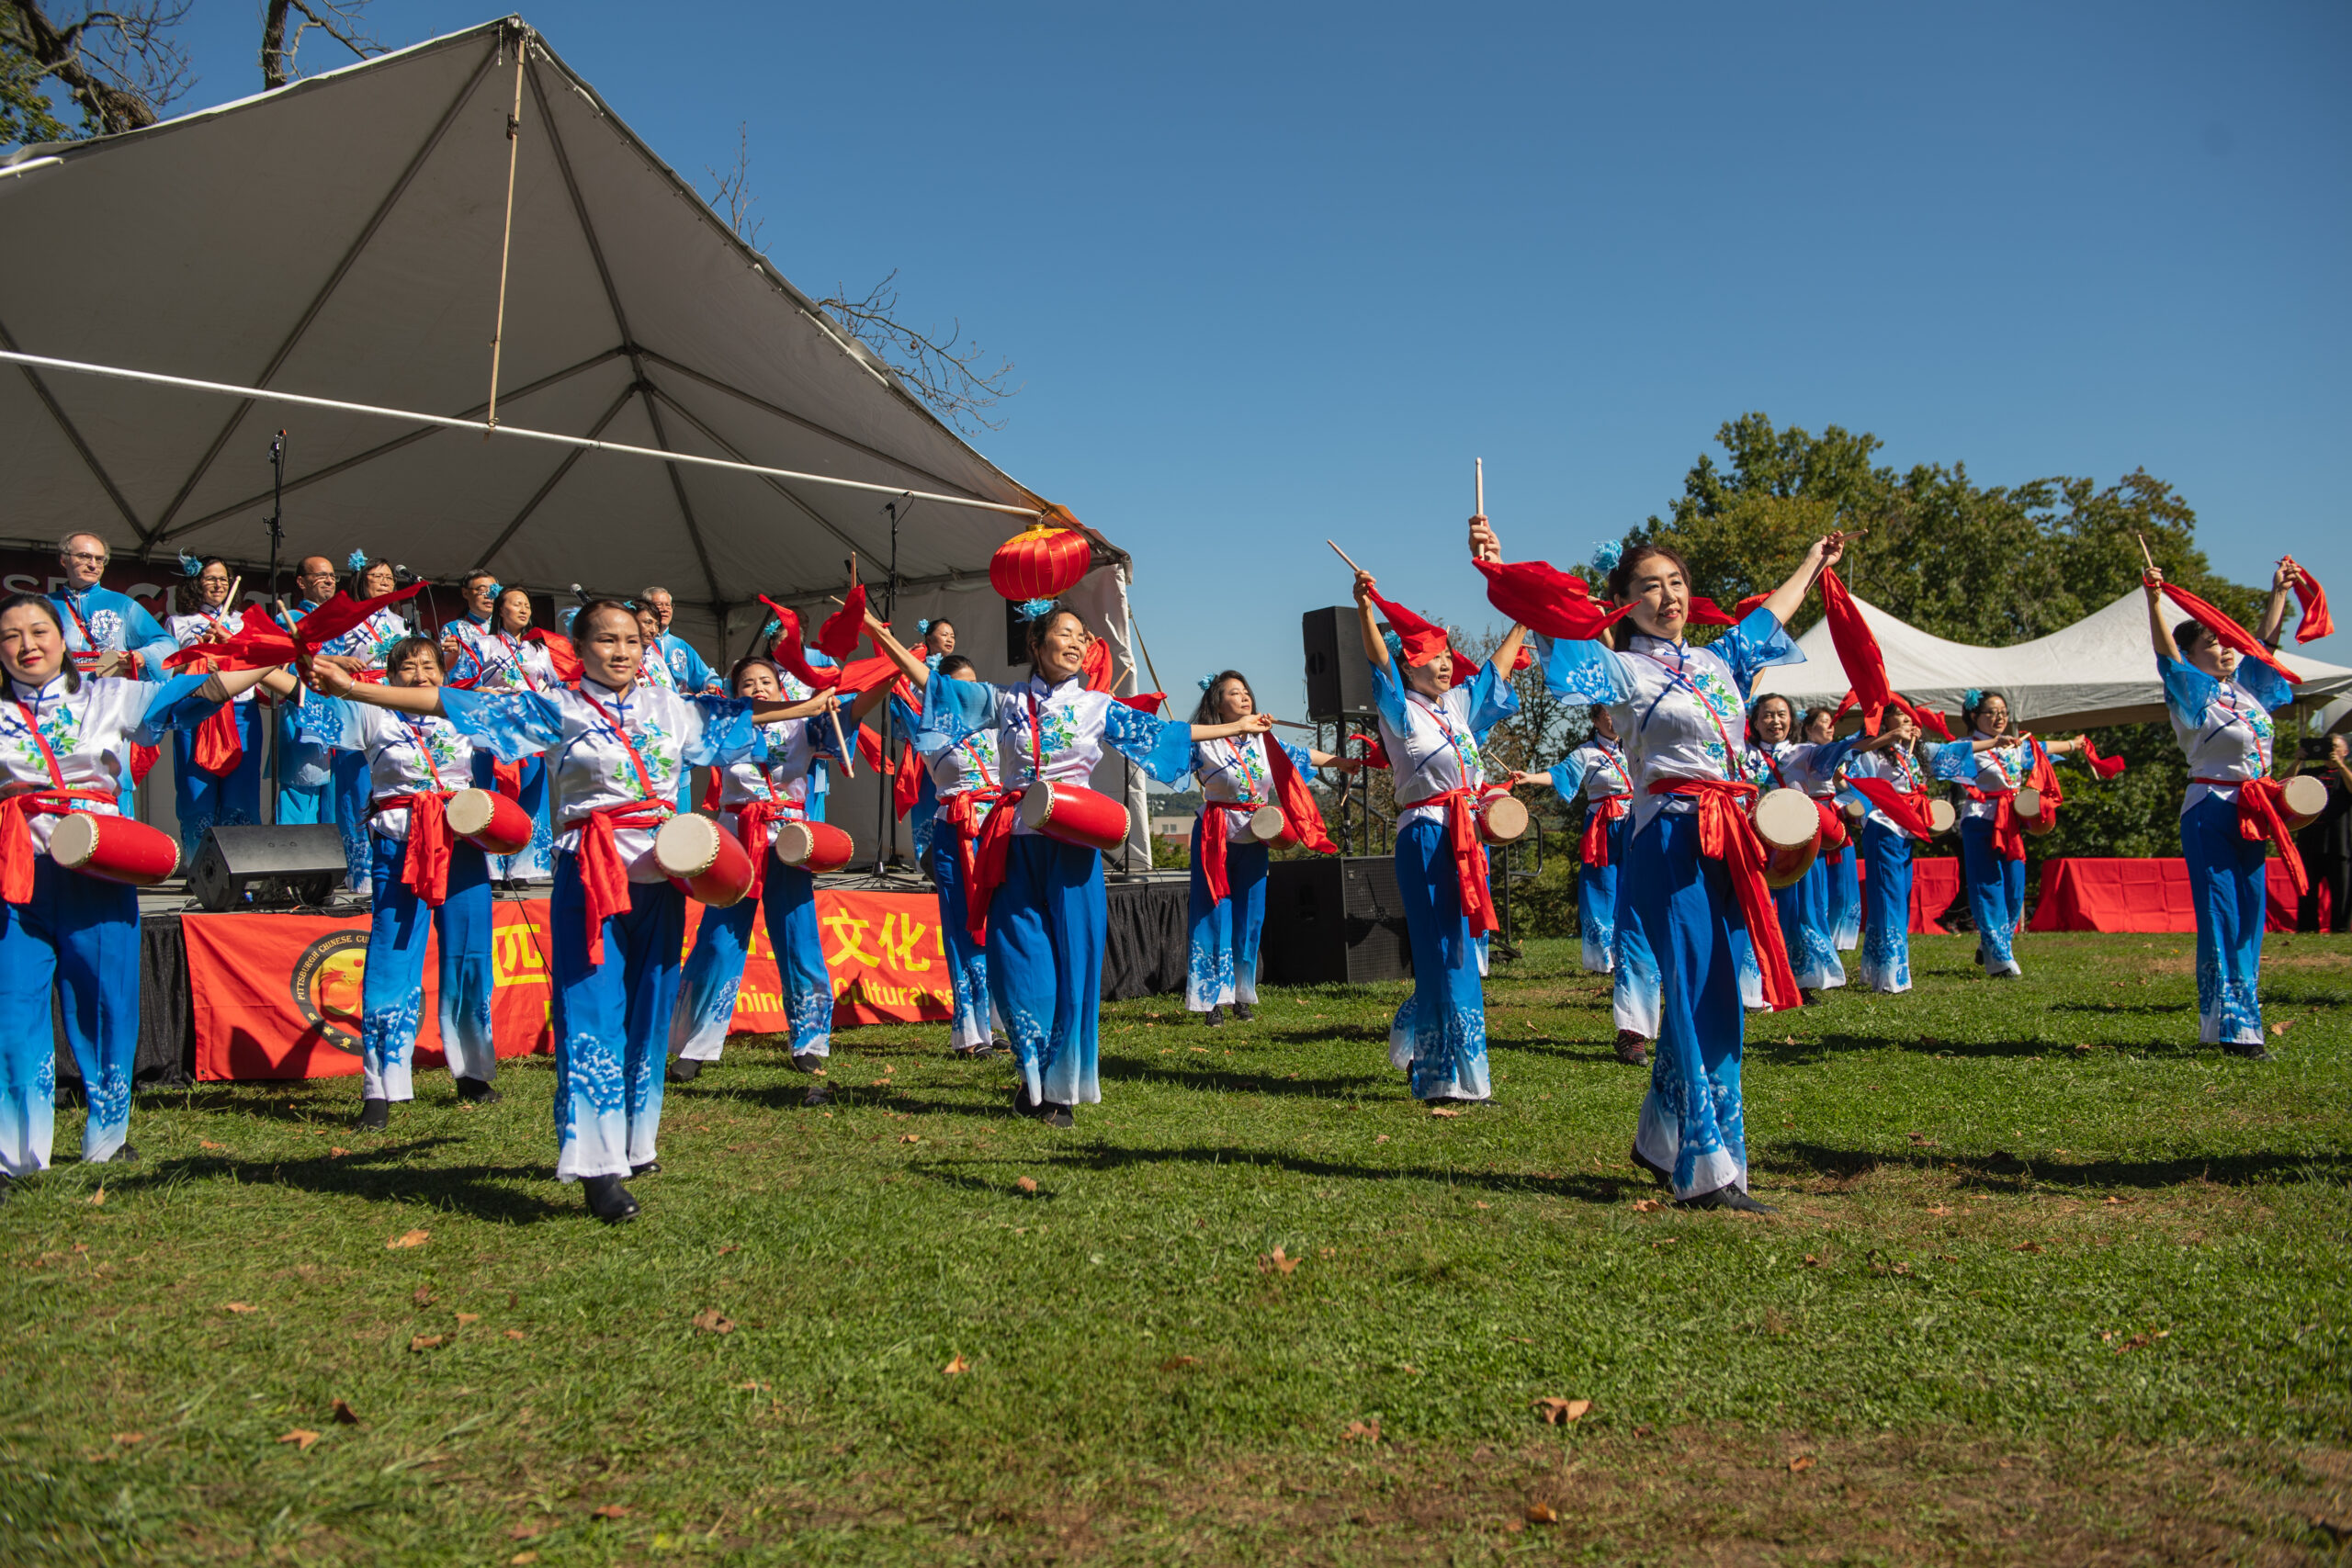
[62,551,107,565]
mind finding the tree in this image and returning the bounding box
[259,0,381,92]
[1,0,190,141]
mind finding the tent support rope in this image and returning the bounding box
[0,348,1044,519]
[485,31,526,430]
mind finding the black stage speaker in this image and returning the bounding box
[1261,855,1411,985]
[188,825,345,911]
[1301,606,1380,721]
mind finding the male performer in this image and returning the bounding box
[641,586,721,694]
[50,533,175,679]
[273,555,342,826]
[441,570,500,668]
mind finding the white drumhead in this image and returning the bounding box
[1017,781,1054,832]
[1245,805,1287,841]
[47,812,97,869]
[1843,798,1866,819]
[1753,787,1819,850]
[2282,773,2329,818]
[2014,785,2043,819]
[1480,794,1530,840]
[653,813,718,876]
[774,821,816,865]
[445,787,496,837]
[1928,797,1957,833]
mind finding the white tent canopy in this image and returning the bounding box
[0,16,1156,864]
[1753,588,2352,732]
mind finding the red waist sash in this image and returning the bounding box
[2194,776,2308,898]
[1396,786,1499,938]
[0,787,118,902]
[560,799,674,963]
[369,791,457,908]
[1646,778,1799,1012]
[1579,794,1629,869]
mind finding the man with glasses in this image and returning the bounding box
[441,570,501,670]
[272,555,343,827]
[49,533,175,681]
[639,586,722,694]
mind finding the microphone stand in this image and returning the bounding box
[264,432,288,824]
[873,498,905,878]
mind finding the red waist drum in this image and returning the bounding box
[1754,787,1821,891]
[2280,773,2328,831]
[774,819,855,873]
[2014,785,2052,835]
[447,787,535,855]
[654,814,753,907]
[48,812,181,886]
[1017,780,1129,853]
[1477,792,1529,845]
[1927,796,1957,835]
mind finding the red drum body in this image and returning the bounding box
[2281,773,2329,832]
[655,814,753,907]
[1927,797,1957,835]
[1477,792,1530,846]
[1754,787,1822,890]
[1017,780,1129,853]
[1240,805,1288,844]
[446,787,534,855]
[2015,786,2053,836]
[774,819,856,873]
[49,812,180,886]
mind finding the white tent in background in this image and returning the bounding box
[0,16,1152,864]
[1753,588,2352,732]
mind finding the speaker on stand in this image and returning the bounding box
[187,824,347,911]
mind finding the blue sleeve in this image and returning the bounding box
[127,603,177,682]
[1464,660,1520,743]
[2239,659,2294,715]
[438,688,563,761]
[1716,608,1804,698]
[1548,752,1588,802]
[2156,655,2219,729]
[133,671,230,739]
[685,694,758,765]
[1370,656,1411,739]
[679,639,718,693]
[1534,634,1633,706]
[1103,702,1194,784]
[1805,737,1859,781]
[809,702,853,762]
[888,691,922,742]
[1926,739,1977,782]
[298,694,360,752]
[1280,740,1313,773]
[918,671,997,751]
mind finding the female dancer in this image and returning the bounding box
[1349,570,1533,1104]
[920,604,1263,1125]
[1802,706,1864,953]
[1483,520,1843,1210]
[1746,693,1857,998]
[1187,671,1355,1026]
[1941,690,2087,977]
[319,555,417,896]
[669,638,908,1090]
[0,593,277,1190]
[164,557,267,861]
[2143,565,2297,1056]
[1550,706,1657,1065]
[893,650,1003,1058]
[1841,706,1934,993]
[314,636,508,1127]
[448,585,560,882]
[312,601,835,1222]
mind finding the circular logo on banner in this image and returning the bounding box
[289,931,370,1054]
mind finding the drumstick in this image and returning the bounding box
[1475,457,1484,518]
[1265,718,1316,730]
[2134,532,2158,574]
[1327,539,1364,575]
[828,700,854,778]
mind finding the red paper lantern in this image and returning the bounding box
[989,521,1091,602]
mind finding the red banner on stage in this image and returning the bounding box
[187,890,955,1081]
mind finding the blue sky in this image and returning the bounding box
[102,2,2352,708]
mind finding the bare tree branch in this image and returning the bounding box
[261,0,381,91]
[702,119,763,252]
[1,0,192,137]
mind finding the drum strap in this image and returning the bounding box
[575,686,666,808]
[1646,776,1799,1011]
[2194,776,2309,897]
[59,592,104,674]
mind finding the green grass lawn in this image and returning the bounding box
[4,931,2349,1565]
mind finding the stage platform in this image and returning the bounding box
[70,873,1193,1092]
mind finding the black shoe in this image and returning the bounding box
[582,1175,639,1224]
[1630,1144,1672,1188]
[1011,1084,1036,1118]
[1204,1006,1225,1028]
[100,1143,140,1164]
[1614,1031,1651,1066]
[790,1053,824,1075]
[2226,1042,2275,1062]
[454,1076,502,1104]
[1799,988,1817,1005]
[989,1034,1009,1054]
[1233,1001,1255,1021]
[356,1099,390,1131]
[1039,1103,1075,1129]
[1680,1185,1776,1214]
[803,1084,834,1108]
[666,1056,704,1084]
[631,1161,662,1178]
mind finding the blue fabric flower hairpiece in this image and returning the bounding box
[487,581,504,599]
[1197,673,1216,692]
[176,550,204,578]
[759,616,781,645]
[1962,688,1984,709]
[916,618,934,636]
[1014,597,1057,622]
[1589,539,1623,573]
[1382,628,1405,666]
[345,548,369,572]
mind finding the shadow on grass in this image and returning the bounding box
[100,1140,577,1223]
[1755,1140,2352,1191]
[1259,1024,1393,1046]
[1745,1030,2208,1065]
[159,1086,377,1126]
[921,1141,1653,1205]
[1096,1061,1392,1097]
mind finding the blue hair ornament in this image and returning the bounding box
[1589,539,1623,573]
[1381,629,1405,666]
[916,618,934,636]
[1962,688,1984,709]
[1014,597,1057,622]
[759,616,781,645]
[1196,673,1216,692]
[487,581,504,599]
[176,550,204,578]
[345,548,369,572]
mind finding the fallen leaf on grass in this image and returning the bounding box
[1258,1247,1297,1276]
[222,1302,258,1314]
[734,1381,771,1391]
[510,1555,538,1566]
[112,1432,143,1446]
[503,1329,526,1341]
[88,1185,104,1206]
[1340,1419,1381,1443]
[1630,1199,1659,1213]
[899,1134,921,1144]
[200,1140,224,1150]
[507,1522,543,1540]
[1474,1201,1491,1210]
[409,1335,445,1352]
[1926,1205,1952,1216]
[691,1310,734,1335]
[1525,1502,1558,1524]
[2111,1330,2169,1354]
[1788,1454,1816,1473]
[590,1504,628,1520]
[455,1313,480,1325]
[943,1354,969,1375]
[1802,1254,1820,1267]
[277,1428,320,1450]
[716,1243,741,1255]
[1935,1254,1960,1263]
[328,1146,349,1157]
[1374,1134,1390,1145]
[2013,1241,2044,1254]
[1429,1107,1461,1119]
[331,1399,358,1425]
[1159,1356,1198,1371]
[412,1286,434,1306]
[1015,1176,1037,1194]
[1532,1397,1590,1425]
[386,1229,430,1250]
[2270,1020,2291,1037]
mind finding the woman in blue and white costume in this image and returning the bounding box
[316,555,417,896]
[1938,690,2088,977]
[1745,693,1860,998]
[1549,705,1658,1066]
[0,593,278,1194]
[1802,706,1865,953]
[1186,671,1356,1026]
[667,641,905,1092]
[893,640,1008,1060]
[1485,520,1843,1212]
[311,635,510,1130]
[447,585,560,883]
[922,603,1261,1126]
[164,556,268,862]
[2143,564,2298,1058]
[311,600,834,1224]
[1347,568,1534,1105]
